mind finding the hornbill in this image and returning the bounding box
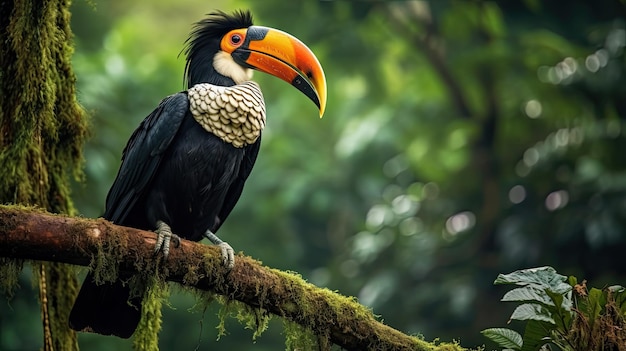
[69,10,326,338]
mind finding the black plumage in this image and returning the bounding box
[69,10,260,338]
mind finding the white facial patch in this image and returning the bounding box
[213,50,253,84]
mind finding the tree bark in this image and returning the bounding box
[0,205,466,351]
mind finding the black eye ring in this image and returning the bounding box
[231,34,242,45]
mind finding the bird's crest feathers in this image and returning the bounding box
[182,10,254,88]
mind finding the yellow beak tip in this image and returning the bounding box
[318,106,325,118]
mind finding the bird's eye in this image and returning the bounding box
[230,34,242,46]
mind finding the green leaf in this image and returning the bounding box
[574,286,607,332]
[544,289,563,309]
[502,286,555,306]
[510,304,555,324]
[568,275,578,287]
[520,320,553,351]
[544,289,573,331]
[481,328,522,350]
[495,267,572,295]
[585,288,606,327]
[546,287,573,312]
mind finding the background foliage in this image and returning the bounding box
[2,0,626,350]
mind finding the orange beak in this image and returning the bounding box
[221,26,327,117]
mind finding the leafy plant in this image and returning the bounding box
[482,266,626,351]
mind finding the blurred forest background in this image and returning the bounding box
[2,0,626,350]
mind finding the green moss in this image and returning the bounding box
[283,319,319,351]
[132,274,169,351]
[0,0,89,209]
[265,268,468,350]
[0,257,23,299]
[270,268,376,344]
[87,224,129,285]
[214,297,272,341]
[188,287,217,313]
[1,0,90,348]
[215,297,233,339]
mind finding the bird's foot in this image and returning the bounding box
[203,230,234,270]
[154,220,181,258]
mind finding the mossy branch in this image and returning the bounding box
[0,205,467,351]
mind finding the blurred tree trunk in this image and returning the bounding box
[0,0,89,350]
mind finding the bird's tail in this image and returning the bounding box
[69,272,142,339]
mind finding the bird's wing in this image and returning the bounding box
[104,93,189,223]
[212,136,261,232]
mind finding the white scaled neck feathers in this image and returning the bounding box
[188,81,266,148]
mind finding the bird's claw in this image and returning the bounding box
[204,230,235,270]
[218,242,235,270]
[154,220,180,258]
